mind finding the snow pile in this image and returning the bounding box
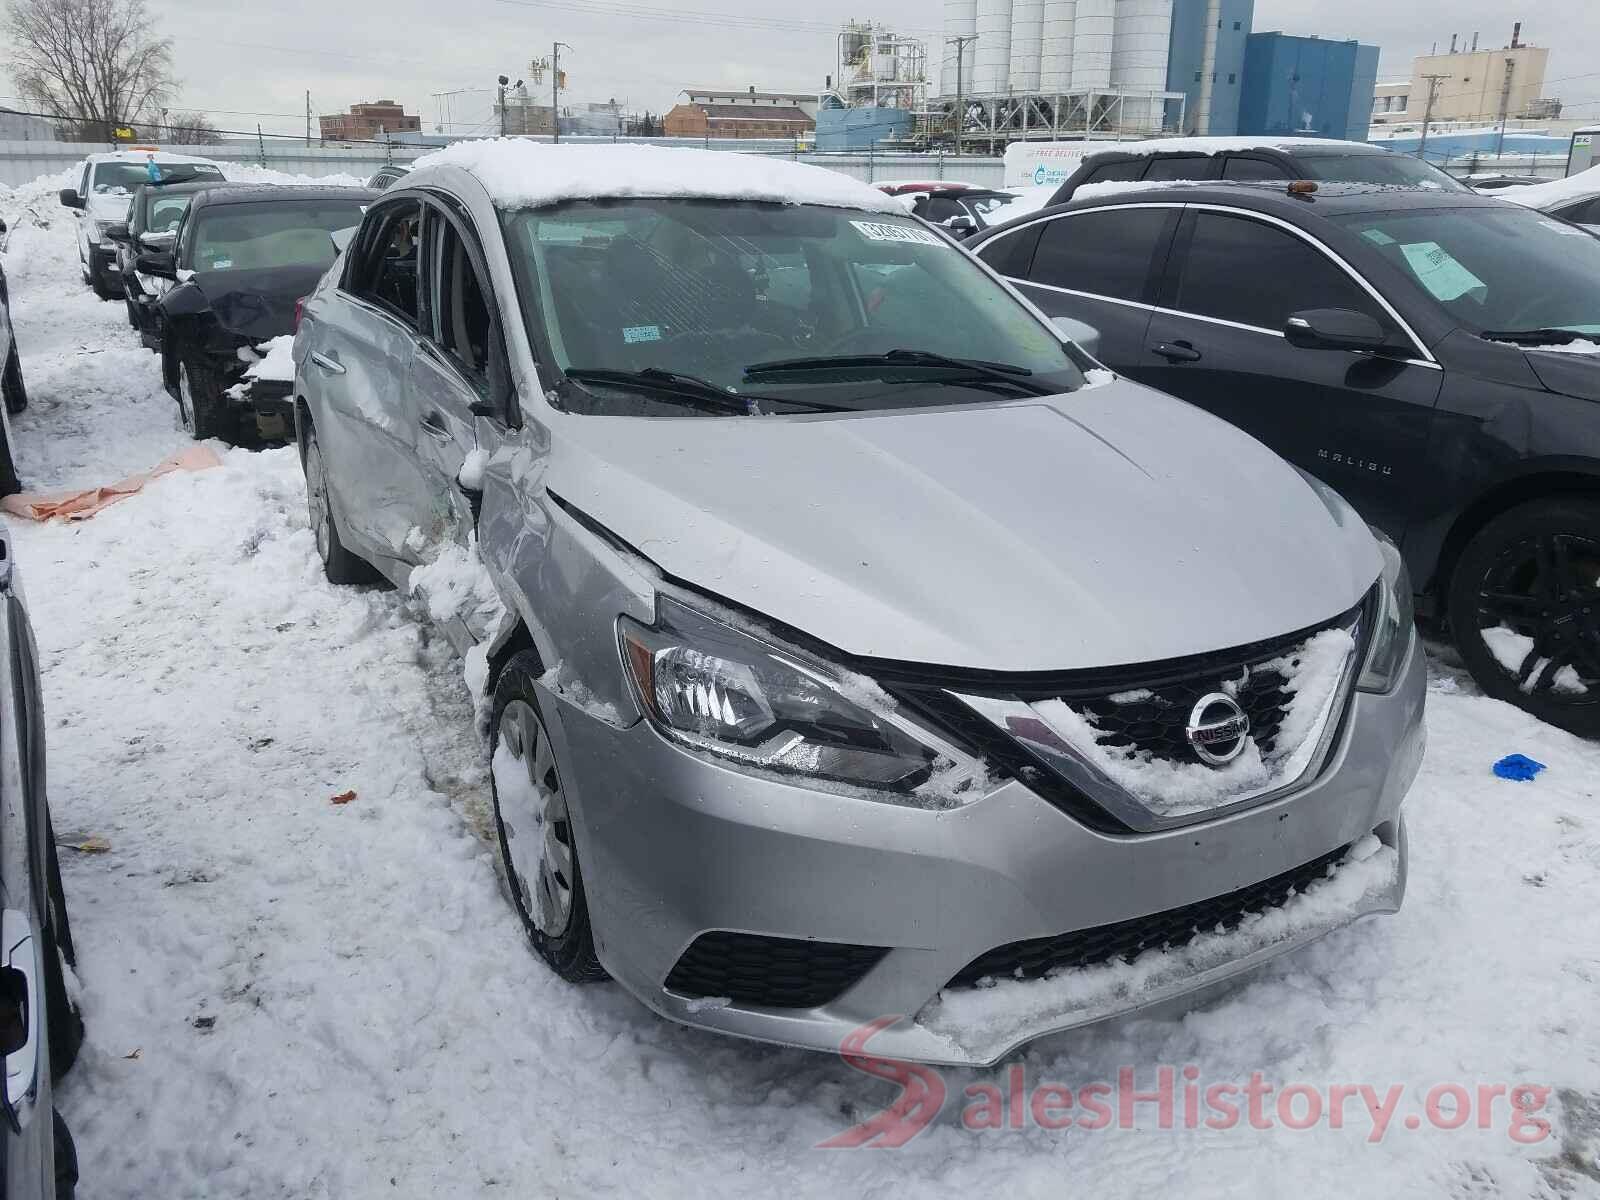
[243,335,295,383]
[458,447,490,491]
[921,836,1401,1051]
[413,138,901,214]
[1072,178,1203,203]
[1481,625,1589,695]
[1528,339,1600,356]
[1032,627,1356,818]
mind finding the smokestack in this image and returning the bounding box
[1449,33,1457,54]
[1471,31,1479,51]
[1511,21,1522,48]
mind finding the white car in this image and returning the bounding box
[1504,165,1600,232]
[56,149,224,300]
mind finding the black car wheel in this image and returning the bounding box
[302,424,378,585]
[54,1108,78,1200]
[43,816,83,1083]
[2,344,26,414]
[90,264,117,302]
[1450,497,1600,738]
[489,651,607,984]
[123,293,139,329]
[176,352,230,441]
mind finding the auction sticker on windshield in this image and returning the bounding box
[851,221,946,247]
[1399,241,1487,303]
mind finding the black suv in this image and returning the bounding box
[970,181,1600,735]
[1047,139,1467,204]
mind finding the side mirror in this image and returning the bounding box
[138,230,175,250]
[944,215,978,238]
[1285,308,1388,352]
[102,221,130,242]
[1050,314,1102,360]
[136,249,177,279]
[58,188,84,210]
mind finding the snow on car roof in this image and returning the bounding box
[1070,135,1373,159]
[86,149,222,165]
[412,139,902,214]
[1503,165,1600,210]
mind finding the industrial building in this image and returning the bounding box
[661,88,817,139]
[1238,32,1379,141]
[1370,25,1555,128]
[318,100,421,142]
[817,21,929,149]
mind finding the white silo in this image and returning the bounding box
[973,0,1014,95]
[1009,0,1045,93]
[1112,0,1174,131]
[1039,0,1077,92]
[941,0,978,96]
[1071,0,1114,90]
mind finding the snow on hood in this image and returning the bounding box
[1072,178,1204,203]
[1503,165,1600,210]
[544,382,1383,672]
[411,139,902,214]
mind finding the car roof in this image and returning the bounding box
[140,179,226,197]
[188,184,378,209]
[85,149,220,166]
[1075,136,1380,165]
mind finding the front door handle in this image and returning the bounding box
[310,351,345,376]
[1151,341,1202,363]
[1,909,39,1111]
[419,413,453,441]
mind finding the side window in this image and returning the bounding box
[922,196,965,223]
[1142,155,1208,182]
[1173,213,1385,332]
[1028,208,1172,302]
[1223,156,1291,181]
[1556,198,1600,225]
[427,212,498,392]
[976,222,1044,278]
[348,200,420,326]
[1082,160,1145,185]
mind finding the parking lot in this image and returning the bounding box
[3,167,1600,1197]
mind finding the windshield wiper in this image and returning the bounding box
[1480,327,1591,347]
[561,367,842,414]
[743,349,1056,395]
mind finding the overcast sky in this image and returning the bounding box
[11,0,1599,139]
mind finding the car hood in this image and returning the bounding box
[543,380,1383,672]
[1526,345,1600,403]
[190,264,328,341]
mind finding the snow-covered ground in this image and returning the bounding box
[4,173,1600,1198]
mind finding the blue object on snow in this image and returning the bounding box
[145,157,161,182]
[1492,754,1546,782]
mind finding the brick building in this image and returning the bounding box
[319,100,421,142]
[661,87,816,139]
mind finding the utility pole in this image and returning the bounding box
[552,42,571,143]
[1494,56,1516,158]
[946,33,977,157]
[1416,73,1450,162]
[305,91,311,147]
[498,74,509,136]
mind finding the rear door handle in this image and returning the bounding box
[310,351,345,376]
[419,413,453,441]
[1151,341,1202,363]
[1,909,39,1109]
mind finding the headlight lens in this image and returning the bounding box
[620,596,964,794]
[1357,531,1416,693]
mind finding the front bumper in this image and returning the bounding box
[223,376,293,438]
[539,631,1426,1066]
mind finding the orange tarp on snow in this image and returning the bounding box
[1,445,223,523]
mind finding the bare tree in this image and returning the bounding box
[4,0,175,142]
[162,110,220,145]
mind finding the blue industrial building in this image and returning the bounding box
[815,103,914,151]
[1166,0,1255,136]
[1238,32,1380,141]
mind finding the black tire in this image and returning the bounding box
[45,814,76,969]
[90,264,117,302]
[302,424,379,585]
[124,293,139,329]
[53,1109,78,1200]
[0,409,21,499]
[489,651,607,983]
[2,344,26,414]
[175,349,231,442]
[1449,496,1600,738]
[42,815,84,1082]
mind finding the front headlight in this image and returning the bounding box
[1357,531,1416,693]
[620,595,980,799]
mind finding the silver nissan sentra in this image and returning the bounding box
[293,141,1425,1066]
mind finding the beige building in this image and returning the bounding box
[1402,30,1550,125]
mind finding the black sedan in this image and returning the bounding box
[136,185,375,442]
[102,178,226,351]
[970,181,1600,735]
[0,524,83,1198]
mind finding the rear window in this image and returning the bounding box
[1142,155,1209,182]
[1082,160,1145,186]
[1028,208,1172,301]
[191,201,368,271]
[93,161,223,192]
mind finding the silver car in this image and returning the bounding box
[293,143,1425,1066]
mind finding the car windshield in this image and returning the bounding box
[1298,152,1464,191]
[1332,206,1600,336]
[502,198,1083,414]
[190,201,368,271]
[93,161,223,193]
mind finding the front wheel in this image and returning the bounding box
[1,344,26,414]
[1449,496,1600,738]
[489,652,607,983]
[176,352,230,441]
[302,424,378,585]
